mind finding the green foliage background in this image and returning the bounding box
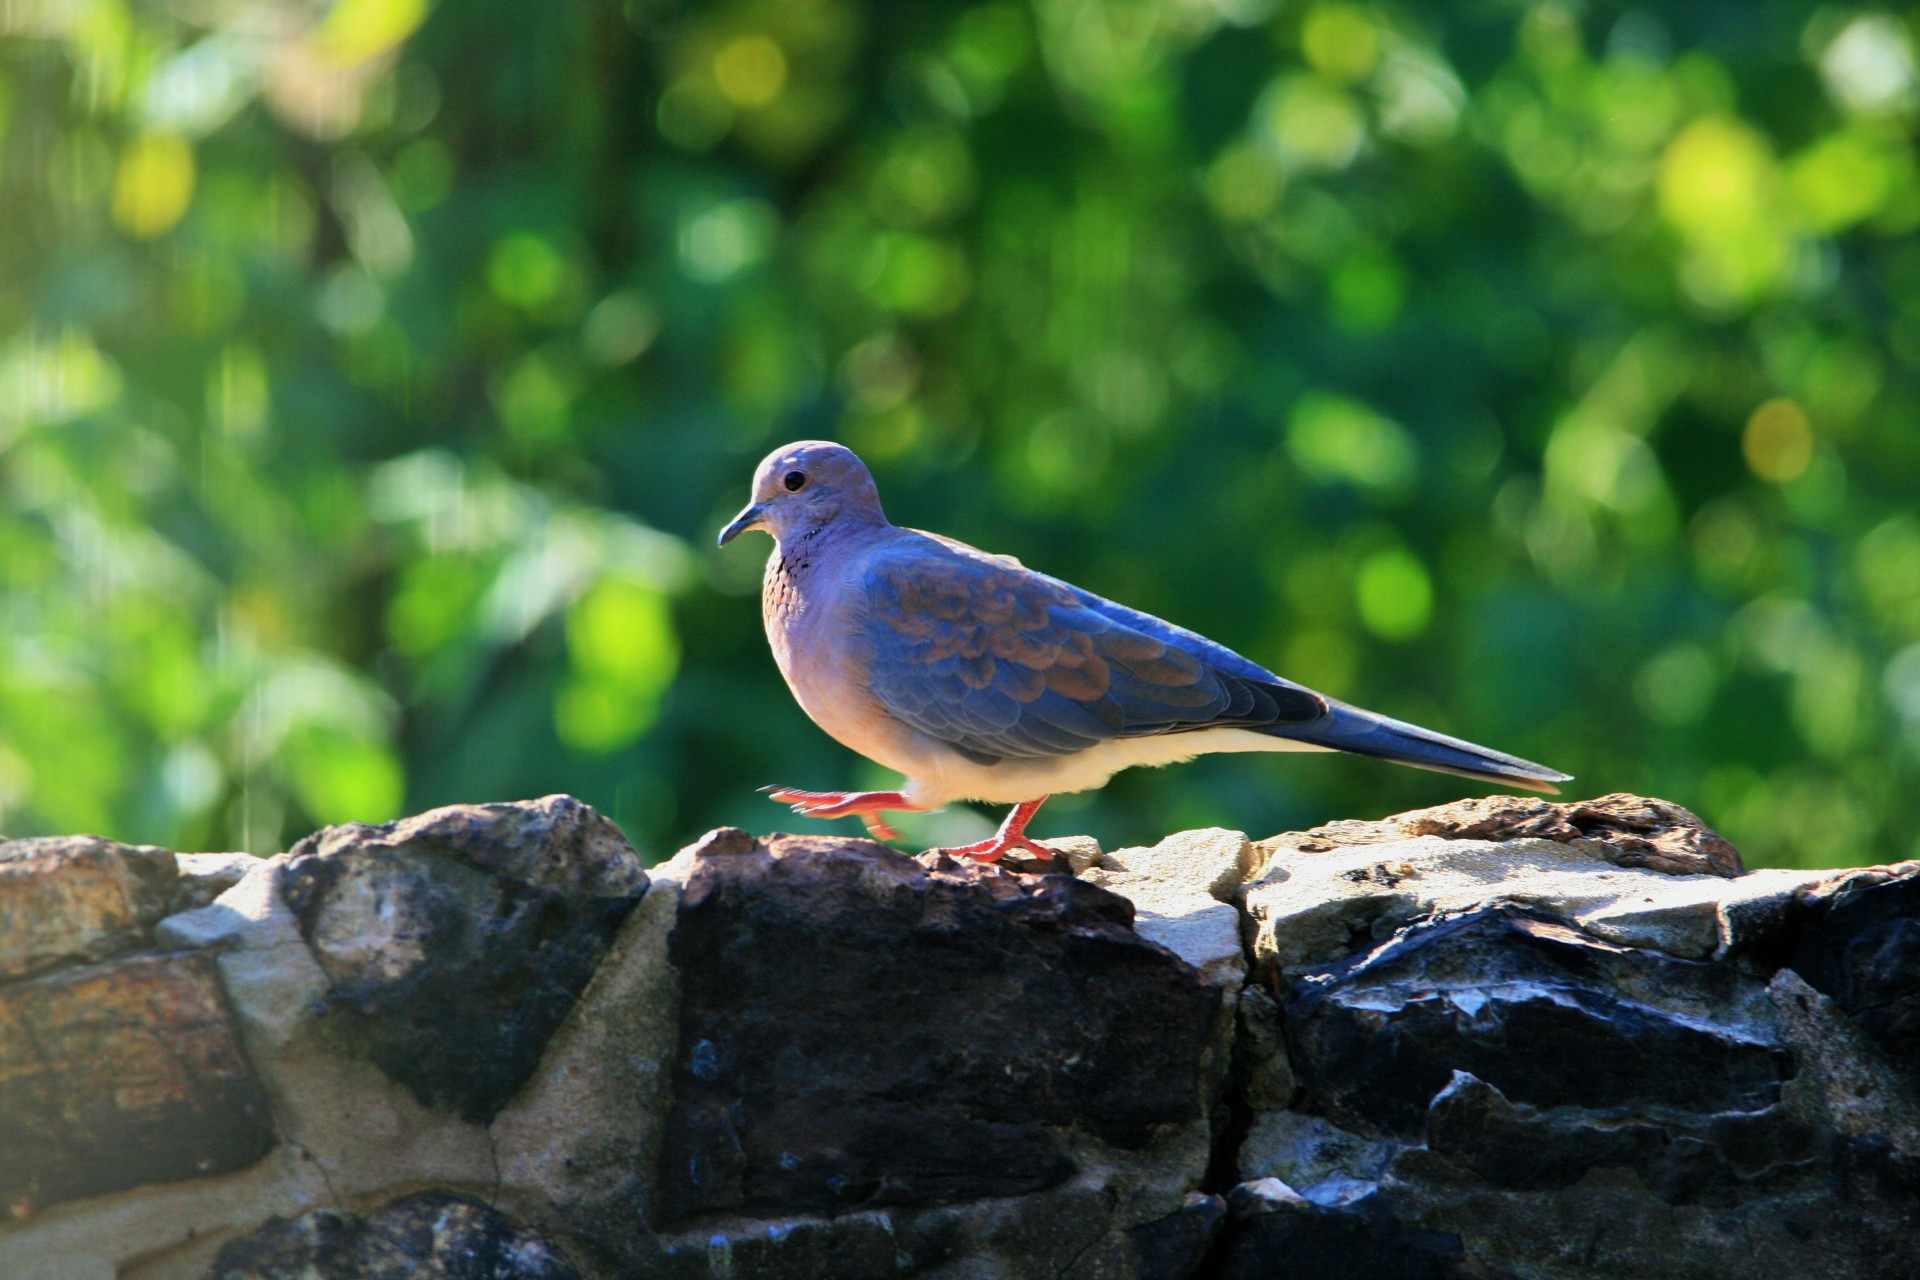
[3,0,1917,867]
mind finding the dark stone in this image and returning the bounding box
[1214,1185,1478,1280]
[1424,1070,1822,1202]
[0,949,273,1214]
[1790,863,1920,1082]
[623,1208,968,1280]
[657,832,1220,1223]
[209,1191,579,1279]
[278,795,648,1123]
[1285,907,1790,1137]
[1127,1194,1227,1280]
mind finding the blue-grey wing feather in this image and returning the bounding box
[858,535,1326,762]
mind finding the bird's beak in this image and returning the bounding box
[717,502,766,547]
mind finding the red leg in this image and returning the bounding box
[929,796,1052,863]
[759,787,924,841]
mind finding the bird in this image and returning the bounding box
[718,440,1570,864]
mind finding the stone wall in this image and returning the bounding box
[0,792,1915,1279]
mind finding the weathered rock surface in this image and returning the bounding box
[0,835,180,979]
[0,949,274,1214]
[169,852,258,915]
[1233,795,1920,1279]
[1,790,1918,1280]
[276,795,650,1120]
[1243,794,1818,975]
[1085,827,1250,992]
[1789,860,1920,1084]
[655,829,1222,1222]
[1378,792,1745,877]
[210,1192,580,1279]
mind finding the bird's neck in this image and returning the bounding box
[763,517,887,624]
[775,515,885,576]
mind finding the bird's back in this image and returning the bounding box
[851,529,1327,764]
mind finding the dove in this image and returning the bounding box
[718,441,1570,864]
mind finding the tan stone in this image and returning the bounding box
[0,836,178,979]
[0,950,273,1216]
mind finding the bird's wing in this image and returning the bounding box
[856,536,1325,762]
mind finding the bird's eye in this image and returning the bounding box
[783,470,806,491]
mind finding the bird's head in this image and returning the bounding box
[717,440,888,547]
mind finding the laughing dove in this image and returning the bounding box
[719,441,1570,863]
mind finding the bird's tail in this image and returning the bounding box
[1269,700,1571,794]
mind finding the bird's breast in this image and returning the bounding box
[762,550,896,759]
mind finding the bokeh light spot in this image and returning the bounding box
[1260,75,1365,171]
[582,292,661,366]
[1636,644,1716,726]
[1328,248,1405,332]
[860,232,969,315]
[287,727,403,824]
[0,331,122,439]
[1301,5,1379,83]
[1354,548,1433,641]
[1743,398,1814,482]
[112,134,195,239]
[1287,392,1417,494]
[680,199,778,282]
[493,354,575,445]
[1885,643,1920,722]
[558,576,679,753]
[1788,129,1901,233]
[1203,140,1283,222]
[316,0,430,65]
[1658,116,1773,239]
[713,35,788,108]
[1817,14,1915,116]
[489,232,568,309]
[657,78,733,151]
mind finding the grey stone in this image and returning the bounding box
[1085,865,1246,990]
[1105,828,1250,902]
[1039,834,1104,874]
[1239,1109,1395,1189]
[169,852,257,916]
[1236,986,1296,1111]
[277,794,649,1121]
[1242,827,1831,980]
[1768,967,1920,1153]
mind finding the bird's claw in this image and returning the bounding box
[758,786,910,841]
[928,832,1054,864]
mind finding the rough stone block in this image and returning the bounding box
[1284,906,1790,1137]
[168,853,257,916]
[655,831,1222,1223]
[1790,860,1920,1083]
[0,836,179,980]
[277,794,649,1121]
[208,1192,579,1280]
[0,949,273,1215]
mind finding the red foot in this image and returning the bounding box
[929,797,1052,864]
[760,787,921,841]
